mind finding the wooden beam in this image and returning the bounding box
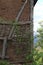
[15,21,31,25]
[0,37,12,40]
[8,0,27,38]
[0,21,31,25]
[2,37,7,59]
[30,0,33,52]
[15,0,27,21]
[8,21,31,38]
[0,55,9,59]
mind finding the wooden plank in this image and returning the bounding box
[2,37,7,59]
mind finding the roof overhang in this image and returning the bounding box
[34,0,38,6]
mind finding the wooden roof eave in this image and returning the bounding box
[34,0,38,6]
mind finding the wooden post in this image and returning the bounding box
[30,0,33,51]
[2,37,7,59]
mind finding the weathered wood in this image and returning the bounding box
[8,0,27,38]
[30,0,33,52]
[2,37,7,59]
[0,37,12,40]
[15,0,27,21]
[8,21,31,38]
[0,55,9,59]
[0,21,31,25]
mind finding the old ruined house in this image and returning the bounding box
[0,0,37,65]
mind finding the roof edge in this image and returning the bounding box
[34,0,38,6]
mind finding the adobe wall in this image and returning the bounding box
[0,24,32,63]
[0,0,30,21]
[0,0,33,65]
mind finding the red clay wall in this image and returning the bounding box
[0,0,32,64]
[0,24,32,63]
[0,0,30,21]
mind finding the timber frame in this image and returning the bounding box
[0,0,38,64]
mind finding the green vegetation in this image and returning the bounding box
[0,60,13,65]
[33,21,43,65]
[0,21,43,65]
[23,21,43,65]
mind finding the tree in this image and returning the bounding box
[37,21,43,48]
[35,21,43,65]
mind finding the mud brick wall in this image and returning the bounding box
[6,24,31,63]
[0,24,12,37]
[0,0,33,64]
[0,0,30,21]
[0,24,32,63]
